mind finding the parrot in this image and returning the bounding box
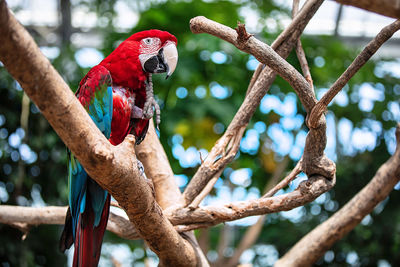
[59,30,178,267]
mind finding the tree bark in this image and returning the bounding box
[136,121,210,266]
[135,121,183,209]
[276,124,400,267]
[335,0,400,19]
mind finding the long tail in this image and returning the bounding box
[73,192,110,267]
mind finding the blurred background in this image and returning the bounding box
[1,0,400,266]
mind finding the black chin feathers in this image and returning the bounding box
[143,48,168,74]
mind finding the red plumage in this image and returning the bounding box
[63,29,177,267]
[100,30,177,90]
[78,30,177,144]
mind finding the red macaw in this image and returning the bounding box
[59,30,178,267]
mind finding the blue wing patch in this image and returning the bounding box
[68,66,113,237]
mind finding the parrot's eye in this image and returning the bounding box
[143,38,153,45]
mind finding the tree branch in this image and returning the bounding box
[0,165,333,237]
[135,120,183,209]
[308,19,400,129]
[292,0,313,87]
[0,1,196,265]
[183,0,324,206]
[136,121,210,266]
[276,123,400,266]
[0,206,140,239]
[189,16,315,112]
[334,0,400,19]
[170,174,334,227]
[0,205,209,241]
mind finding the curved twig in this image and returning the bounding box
[308,19,400,129]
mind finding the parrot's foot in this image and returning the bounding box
[131,105,144,119]
[143,74,161,130]
[143,97,161,124]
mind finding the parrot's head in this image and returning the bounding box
[130,30,178,79]
[100,30,178,88]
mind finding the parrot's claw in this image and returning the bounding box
[131,105,144,119]
[137,160,147,179]
[142,98,156,119]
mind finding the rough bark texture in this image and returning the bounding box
[136,121,210,266]
[335,0,400,19]
[0,1,196,266]
[276,124,400,267]
[136,121,183,209]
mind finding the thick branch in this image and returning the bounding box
[136,121,210,266]
[335,0,400,19]
[0,2,196,265]
[276,124,400,266]
[135,120,183,209]
[308,19,400,129]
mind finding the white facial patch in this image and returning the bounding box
[139,37,161,54]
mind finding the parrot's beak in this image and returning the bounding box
[162,42,178,79]
[140,41,178,79]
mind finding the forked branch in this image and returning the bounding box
[276,124,400,266]
[183,0,324,206]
